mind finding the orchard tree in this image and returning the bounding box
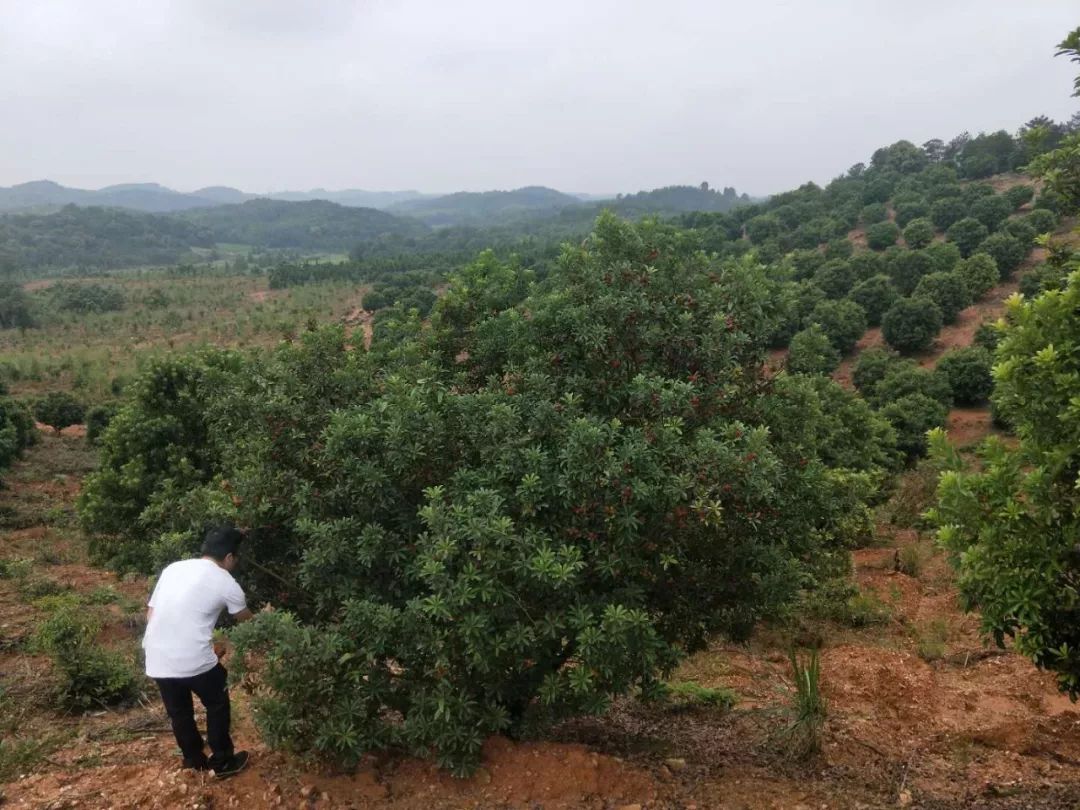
[806,299,867,355]
[849,275,898,327]
[84,214,890,774]
[881,393,949,459]
[968,195,1012,231]
[946,217,990,257]
[888,249,935,296]
[931,197,968,230]
[812,260,856,299]
[866,221,900,251]
[787,324,841,375]
[913,271,972,324]
[956,254,1000,299]
[936,347,993,405]
[882,297,943,353]
[931,269,1080,694]
[34,392,84,435]
[902,218,935,250]
[976,233,1027,279]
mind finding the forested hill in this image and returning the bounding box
[387,186,585,227]
[611,184,752,214]
[173,199,430,250]
[0,181,222,214]
[0,205,214,273]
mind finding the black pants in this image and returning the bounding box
[155,663,233,769]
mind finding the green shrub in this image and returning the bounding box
[361,288,393,311]
[802,578,891,627]
[897,543,927,577]
[1004,185,1035,210]
[787,325,841,375]
[955,254,999,299]
[912,271,972,324]
[946,217,990,257]
[930,197,967,230]
[849,275,898,327]
[806,299,867,354]
[812,260,856,299]
[851,347,901,394]
[33,600,139,710]
[902,218,935,250]
[824,239,854,260]
[976,233,1027,279]
[790,249,827,281]
[48,283,125,314]
[866,221,900,251]
[882,298,943,353]
[34,392,84,435]
[880,393,949,459]
[936,347,993,405]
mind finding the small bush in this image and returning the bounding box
[879,393,949,459]
[824,239,854,260]
[848,252,885,283]
[936,347,993,406]
[866,221,900,251]
[852,347,901,394]
[912,271,972,324]
[787,325,841,375]
[661,681,738,711]
[33,600,139,710]
[955,254,999,299]
[34,392,84,435]
[786,649,826,758]
[902,218,935,249]
[976,233,1027,279]
[882,298,943,354]
[849,275,898,327]
[946,217,989,257]
[895,198,929,229]
[916,618,949,662]
[806,299,867,354]
[897,543,926,577]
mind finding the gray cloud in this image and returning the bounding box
[1,0,1077,195]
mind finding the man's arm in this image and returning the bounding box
[231,607,254,622]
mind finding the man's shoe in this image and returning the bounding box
[213,751,249,779]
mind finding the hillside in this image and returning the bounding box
[173,198,430,250]
[0,205,214,272]
[0,181,220,214]
[388,185,585,226]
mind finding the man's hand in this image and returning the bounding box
[259,602,274,614]
[213,638,227,660]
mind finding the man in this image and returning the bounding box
[143,525,253,777]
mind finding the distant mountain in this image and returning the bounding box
[611,185,752,214]
[191,186,253,205]
[388,186,584,227]
[0,180,432,214]
[173,198,429,250]
[267,189,430,208]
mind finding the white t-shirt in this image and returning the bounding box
[143,558,247,679]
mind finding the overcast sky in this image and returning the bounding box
[2,1,1077,196]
